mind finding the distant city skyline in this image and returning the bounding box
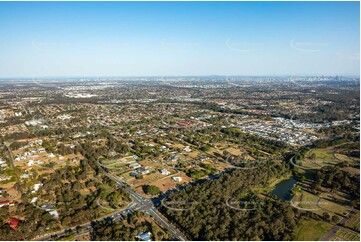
[0,1,359,77]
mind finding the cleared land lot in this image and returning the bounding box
[136,173,192,197]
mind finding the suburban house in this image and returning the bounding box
[129,162,141,169]
[49,210,59,218]
[130,171,138,176]
[131,167,150,176]
[159,169,170,176]
[138,167,150,175]
[136,232,152,241]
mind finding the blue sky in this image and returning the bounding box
[0,1,359,77]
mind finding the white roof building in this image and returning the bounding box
[49,210,59,218]
[32,183,43,193]
[129,162,141,169]
[172,176,182,182]
[160,169,170,176]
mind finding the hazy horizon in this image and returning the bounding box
[0,74,359,80]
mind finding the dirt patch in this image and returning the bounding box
[150,173,192,193]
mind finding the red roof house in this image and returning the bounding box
[0,200,14,208]
[6,218,20,230]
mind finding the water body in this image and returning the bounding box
[269,176,297,201]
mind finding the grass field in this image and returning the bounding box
[299,159,323,169]
[101,159,128,169]
[294,191,319,210]
[294,218,333,241]
[335,228,360,241]
[312,149,333,159]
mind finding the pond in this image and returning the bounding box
[269,176,297,201]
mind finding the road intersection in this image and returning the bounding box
[97,159,187,241]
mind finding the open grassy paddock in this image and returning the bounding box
[317,198,351,217]
[292,190,319,210]
[294,218,333,241]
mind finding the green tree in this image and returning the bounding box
[143,185,160,195]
